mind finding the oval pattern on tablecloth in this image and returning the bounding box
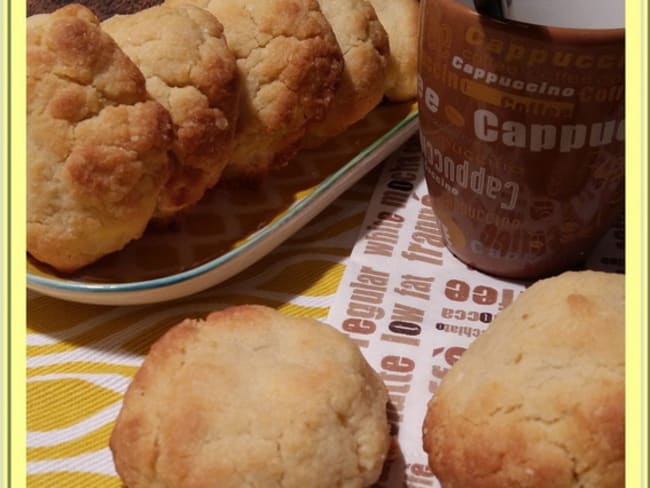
[26,174,377,486]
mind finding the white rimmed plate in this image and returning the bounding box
[27,103,418,305]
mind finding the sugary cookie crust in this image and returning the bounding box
[165,0,344,180]
[27,4,172,272]
[367,0,419,101]
[103,4,240,218]
[303,0,389,146]
[110,305,390,488]
[422,271,625,488]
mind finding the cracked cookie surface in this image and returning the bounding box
[103,4,240,219]
[367,0,418,101]
[110,305,390,488]
[164,0,344,181]
[303,0,389,147]
[27,4,172,272]
[422,271,625,488]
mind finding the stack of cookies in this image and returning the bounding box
[26,0,419,272]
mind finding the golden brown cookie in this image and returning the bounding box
[165,0,344,181]
[367,0,419,101]
[27,4,172,272]
[303,0,389,147]
[110,305,390,488]
[103,4,240,219]
[422,271,625,488]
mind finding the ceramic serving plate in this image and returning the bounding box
[27,103,419,305]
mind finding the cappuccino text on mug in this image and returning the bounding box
[417,0,625,278]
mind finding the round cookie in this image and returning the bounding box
[103,5,240,219]
[422,271,625,488]
[303,0,389,147]
[367,0,419,101]
[164,0,344,181]
[110,305,390,488]
[27,4,172,272]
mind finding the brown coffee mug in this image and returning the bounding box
[417,0,625,279]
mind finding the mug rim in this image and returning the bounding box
[439,0,625,41]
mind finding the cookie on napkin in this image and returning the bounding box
[422,270,625,488]
[110,304,391,488]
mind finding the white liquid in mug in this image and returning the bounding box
[457,0,624,29]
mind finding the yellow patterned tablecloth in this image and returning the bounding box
[26,138,625,488]
[26,167,379,487]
